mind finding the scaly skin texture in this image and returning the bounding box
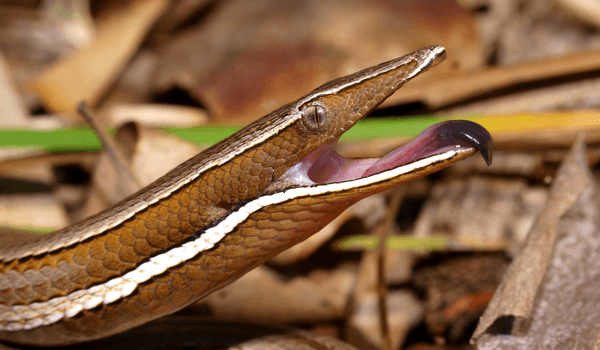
[0,46,470,346]
[1,149,475,345]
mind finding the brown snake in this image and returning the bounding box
[0,46,491,347]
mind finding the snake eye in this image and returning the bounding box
[302,105,327,130]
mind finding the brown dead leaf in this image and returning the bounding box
[19,315,359,350]
[556,0,600,29]
[44,0,96,49]
[348,247,422,350]
[0,152,96,185]
[0,4,79,99]
[0,153,56,185]
[438,76,600,117]
[347,290,423,350]
[497,0,600,65]
[413,254,509,342]
[28,0,170,116]
[193,265,355,325]
[450,151,547,179]
[0,194,68,231]
[0,51,28,127]
[434,0,600,116]
[155,0,215,33]
[100,50,159,108]
[413,177,547,249]
[153,0,482,122]
[105,103,209,127]
[346,219,423,350]
[384,48,600,110]
[472,134,594,345]
[457,0,519,60]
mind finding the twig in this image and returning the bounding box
[383,48,600,109]
[77,102,141,196]
[376,187,406,350]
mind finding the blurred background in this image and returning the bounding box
[2,0,600,349]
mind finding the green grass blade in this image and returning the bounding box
[0,117,449,152]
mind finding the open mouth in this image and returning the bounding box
[285,120,492,185]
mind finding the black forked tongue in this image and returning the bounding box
[434,120,492,167]
[359,120,492,179]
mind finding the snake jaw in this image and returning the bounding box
[283,119,492,186]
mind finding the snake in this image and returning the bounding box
[0,46,491,346]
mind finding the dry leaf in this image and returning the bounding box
[347,291,423,350]
[155,0,215,33]
[346,237,423,350]
[413,177,547,249]
[0,152,95,188]
[153,0,482,122]
[105,103,209,127]
[194,265,355,324]
[0,52,28,127]
[556,0,600,29]
[100,50,158,108]
[497,0,600,65]
[16,315,359,350]
[412,254,509,341]
[0,4,79,96]
[384,49,600,110]
[0,194,68,230]
[28,0,170,115]
[472,134,594,344]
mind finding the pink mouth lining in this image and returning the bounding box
[293,120,492,185]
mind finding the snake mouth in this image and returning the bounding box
[285,120,492,185]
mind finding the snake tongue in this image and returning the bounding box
[361,120,492,178]
[305,120,492,184]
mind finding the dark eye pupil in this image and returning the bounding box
[303,105,325,130]
[311,107,320,124]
